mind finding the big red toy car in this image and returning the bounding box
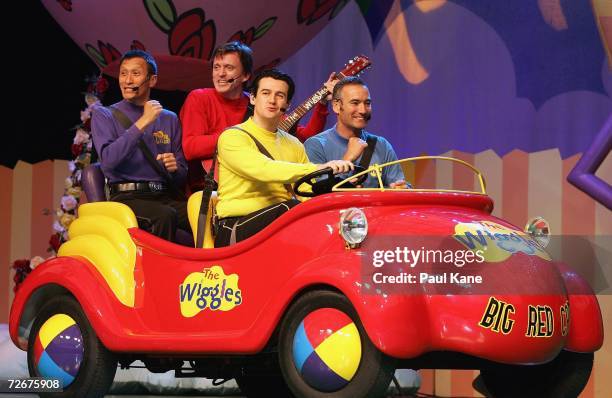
[9,157,603,398]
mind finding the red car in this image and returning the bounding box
[9,157,603,398]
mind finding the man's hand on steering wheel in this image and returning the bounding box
[294,162,367,197]
[316,160,354,174]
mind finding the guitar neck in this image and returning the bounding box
[279,86,329,132]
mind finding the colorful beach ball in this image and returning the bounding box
[33,314,84,387]
[292,308,362,392]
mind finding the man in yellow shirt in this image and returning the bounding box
[215,69,352,247]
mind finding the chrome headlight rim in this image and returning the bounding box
[339,207,368,248]
[524,216,551,248]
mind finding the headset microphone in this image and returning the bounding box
[126,75,152,92]
[280,107,287,112]
[364,113,372,121]
[225,74,243,84]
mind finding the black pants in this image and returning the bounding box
[214,199,300,247]
[110,191,190,242]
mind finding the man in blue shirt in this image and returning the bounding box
[304,77,406,188]
[92,50,189,242]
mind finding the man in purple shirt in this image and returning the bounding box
[92,50,189,242]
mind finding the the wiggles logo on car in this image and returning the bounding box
[179,265,243,317]
[453,221,551,262]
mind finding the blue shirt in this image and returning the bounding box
[304,126,405,188]
[92,100,187,185]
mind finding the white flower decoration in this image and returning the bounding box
[85,93,100,107]
[30,256,45,269]
[61,195,78,211]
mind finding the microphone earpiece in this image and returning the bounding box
[280,107,287,112]
[364,113,372,121]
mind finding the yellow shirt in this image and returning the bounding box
[216,118,318,218]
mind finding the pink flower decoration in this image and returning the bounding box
[74,129,90,145]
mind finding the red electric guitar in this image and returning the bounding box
[279,55,372,132]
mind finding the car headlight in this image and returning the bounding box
[524,216,551,248]
[339,208,368,248]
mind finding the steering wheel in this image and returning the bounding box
[293,165,368,197]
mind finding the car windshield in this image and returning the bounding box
[332,156,487,194]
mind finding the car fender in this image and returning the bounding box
[555,262,604,352]
[9,256,128,351]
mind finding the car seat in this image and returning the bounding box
[187,190,218,249]
[81,163,194,246]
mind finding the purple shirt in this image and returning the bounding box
[92,100,187,185]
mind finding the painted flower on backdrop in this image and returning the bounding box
[228,17,277,47]
[85,41,122,69]
[297,0,349,25]
[56,0,73,12]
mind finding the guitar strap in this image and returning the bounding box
[231,126,297,199]
[358,135,378,169]
[195,96,254,247]
[108,106,183,199]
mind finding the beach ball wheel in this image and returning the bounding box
[279,290,395,398]
[27,295,117,398]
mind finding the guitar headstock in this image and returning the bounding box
[338,55,372,78]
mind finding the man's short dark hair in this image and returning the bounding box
[250,69,295,102]
[120,50,158,75]
[212,41,254,76]
[332,76,367,101]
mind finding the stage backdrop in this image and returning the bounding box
[279,0,612,159]
[40,0,612,158]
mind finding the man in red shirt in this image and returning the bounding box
[180,41,335,187]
